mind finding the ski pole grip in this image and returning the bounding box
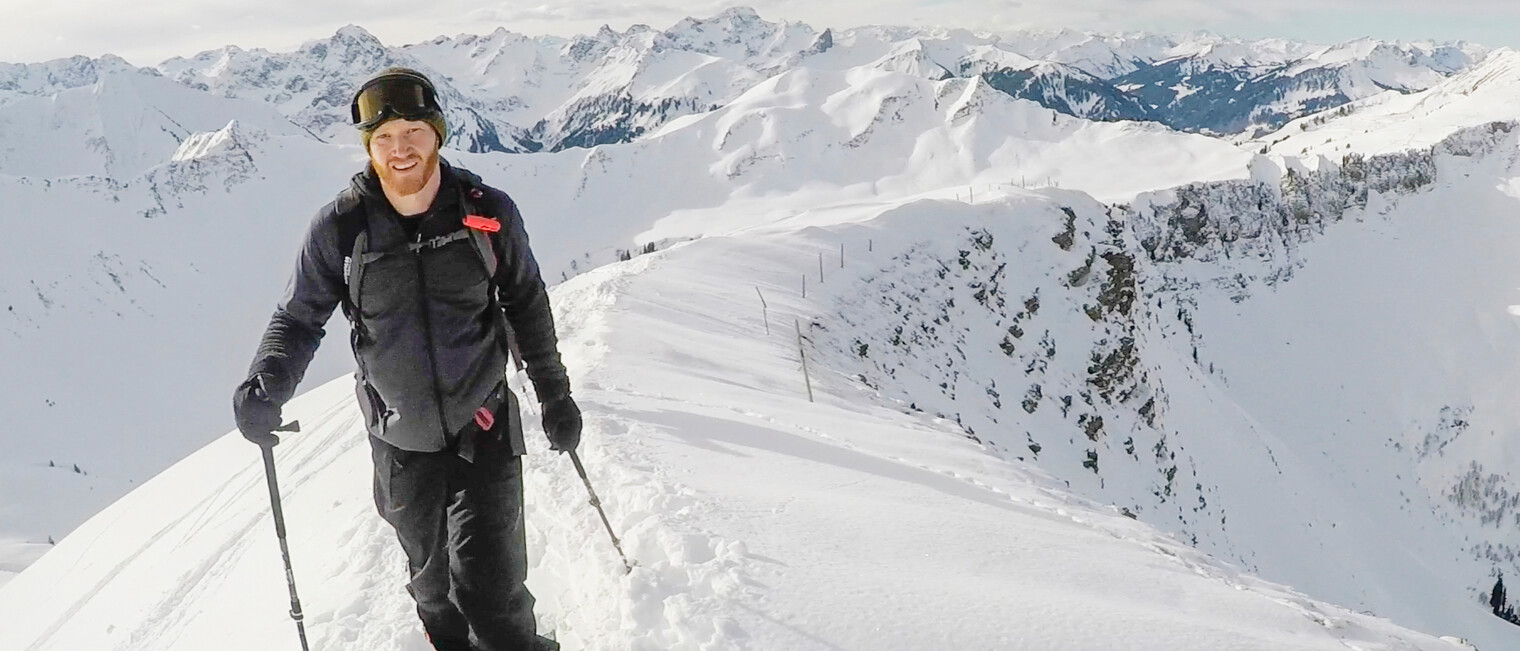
[274,421,301,433]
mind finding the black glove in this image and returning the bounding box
[542,396,582,453]
[234,374,284,446]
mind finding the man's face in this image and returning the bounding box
[368,118,439,197]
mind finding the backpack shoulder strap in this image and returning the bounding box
[459,184,501,276]
[332,186,367,327]
[459,182,525,372]
[331,187,390,428]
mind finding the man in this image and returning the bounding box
[233,67,580,651]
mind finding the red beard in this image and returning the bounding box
[374,147,439,197]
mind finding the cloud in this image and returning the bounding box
[0,0,765,65]
[3,0,1518,66]
[468,1,692,23]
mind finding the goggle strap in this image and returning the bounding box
[352,74,439,128]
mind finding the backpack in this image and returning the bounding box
[332,182,525,378]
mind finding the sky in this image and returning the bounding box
[5,0,1520,67]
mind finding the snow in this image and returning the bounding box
[0,51,1253,601]
[865,39,954,80]
[1165,142,1520,642]
[0,54,141,98]
[626,50,760,105]
[1255,49,1520,158]
[0,189,1483,650]
[0,132,365,595]
[126,14,1484,157]
[171,120,256,161]
[1283,39,1467,91]
[5,8,1520,650]
[0,68,304,179]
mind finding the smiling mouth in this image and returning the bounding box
[391,160,419,171]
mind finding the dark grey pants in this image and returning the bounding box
[369,430,542,651]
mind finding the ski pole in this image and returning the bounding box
[568,450,634,574]
[259,420,310,651]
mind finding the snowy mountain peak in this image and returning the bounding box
[675,4,767,31]
[811,28,834,53]
[330,24,385,48]
[870,39,954,80]
[563,33,612,63]
[171,120,257,161]
[719,5,763,21]
[940,72,1019,124]
[664,5,813,62]
[301,25,390,69]
[0,53,147,95]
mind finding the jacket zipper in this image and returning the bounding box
[413,223,452,443]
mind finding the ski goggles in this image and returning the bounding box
[350,72,442,131]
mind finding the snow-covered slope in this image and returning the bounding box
[0,127,366,587]
[434,66,1255,285]
[6,112,1520,648]
[0,193,1486,649]
[1254,48,1520,157]
[800,122,1520,649]
[1159,130,1520,638]
[0,67,307,179]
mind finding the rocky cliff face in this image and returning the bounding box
[812,122,1520,620]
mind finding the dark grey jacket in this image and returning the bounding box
[247,161,569,453]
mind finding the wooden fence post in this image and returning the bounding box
[796,320,814,403]
[756,287,769,335]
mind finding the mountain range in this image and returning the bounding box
[1,6,1491,170]
[4,7,1520,650]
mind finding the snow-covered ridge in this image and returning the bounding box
[1147,120,1516,265]
[0,189,1492,649]
[0,54,141,98]
[804,121,1520,648]
[171,120,257,161]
